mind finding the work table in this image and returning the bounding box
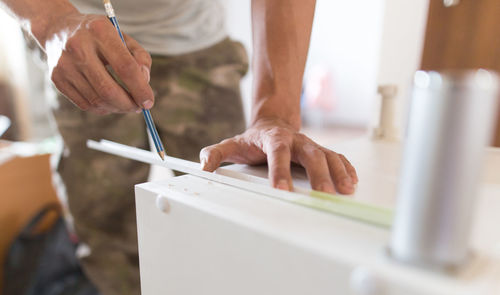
[135,138,500,295]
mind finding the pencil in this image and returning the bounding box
[102,0,165,161]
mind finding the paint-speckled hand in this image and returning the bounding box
[41,12,153,114]
[200,118,358,195]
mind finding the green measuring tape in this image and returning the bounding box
[306,190,394,228]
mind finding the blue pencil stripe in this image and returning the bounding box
[142,109,161,151]
[106,8,164,157]
[147,111,164,152]
[145,109,163,152]
[109,17,125,43]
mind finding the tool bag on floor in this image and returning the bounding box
[2,204,99,295]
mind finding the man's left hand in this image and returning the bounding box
[200,118,358,194]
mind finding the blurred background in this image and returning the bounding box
[0,0,431,147]
[1,0,500,294]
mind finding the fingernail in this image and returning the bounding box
[141,65,150,83]
[143,100,153,109]
[136,109,142,114]
[276,180,289,191]
[200,158,207,170]
[342,177,352,185]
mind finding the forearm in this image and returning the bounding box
[0,0,78,48]
[250,0,316,130]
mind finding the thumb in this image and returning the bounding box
[200,145,224,172]
[200,139,241,172]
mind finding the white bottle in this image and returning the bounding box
[390,70,499,269]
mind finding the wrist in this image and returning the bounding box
[251,79,302,131]
[251,100,301,131]
[30,2,80,49]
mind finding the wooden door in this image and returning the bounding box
[420,0,500,146]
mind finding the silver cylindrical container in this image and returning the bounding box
[390,70,500,268]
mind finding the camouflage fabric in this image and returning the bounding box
[52,38,248,295]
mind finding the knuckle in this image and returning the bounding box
[50,54,73,78]
[96,84,116,101]
[87,17,110,38]
[269,141,290,154]
[50,67,63,84]
[294,132,308,142]
[305,147,325,159]
[327,151,341,161]
[296,143,324,162]
[232,136,247,147]
[65,37,87,61]
[220,137,236,145]
[115,61,136,76]
[266,127,289,138]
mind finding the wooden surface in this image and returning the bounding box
[135,138,500,295]
[420,0,500,146]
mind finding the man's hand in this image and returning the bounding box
[1,0,152,114]
[207,0,360,194]
[200,118,358,194]
[41,12,154,114]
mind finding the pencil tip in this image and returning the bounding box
[159,151,165,161]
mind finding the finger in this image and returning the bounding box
[124,34,152,82]
[56,34,139,113]
[80,55,140,112]
[54,68,112,114]
[56,80,109,115]
[325,152,354,194]
[264,141,293,191]
[97,32,154,109]
[295,144,335,193]
[54,80,91,111]
[338,153,358,184]
[65,65,120,112]
[73,75,122,113]
[89,107,111,116]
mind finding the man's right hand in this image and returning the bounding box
[39,12,154,114]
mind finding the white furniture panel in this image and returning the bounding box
[136,139,500,295]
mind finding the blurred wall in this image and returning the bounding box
[221,0,428,130]
[0,1,430,138]
[221,0,385,127]
[305,0,384,127]
[220,0,253,124]
[376,0,430,135]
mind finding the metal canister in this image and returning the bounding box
[390,70,500,269]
